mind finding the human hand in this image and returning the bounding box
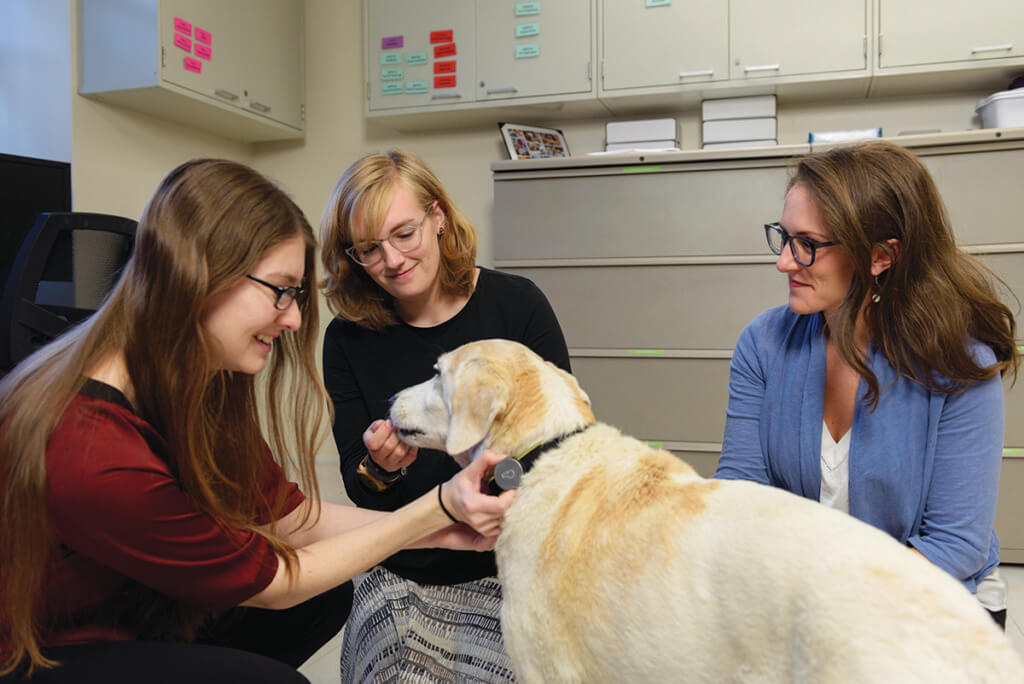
[363,419,418,472]
[440,450,516,537]
[418,524,498,552]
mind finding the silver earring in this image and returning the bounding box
[871,275,881,303]
[438,223,444,238]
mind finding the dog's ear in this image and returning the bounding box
[443,357,509,457]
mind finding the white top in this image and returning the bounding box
[819,419,851,513]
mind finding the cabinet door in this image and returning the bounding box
[160,0,243,105]
[366,0,476,111]
[601,0,728,91]
[475,0,592,101]
[879,0,1024,68]
[240,0,305,130]
[730,0,867,80]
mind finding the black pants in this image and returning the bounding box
[2,582,353,684]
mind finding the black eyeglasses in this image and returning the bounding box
[764,223,838,267]
[246,275,306,310]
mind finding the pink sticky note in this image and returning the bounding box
[173,33,193,52]
[184,57,202,74]
[174,17,192,36]
[194,27,212,45]
[195,43,212,60]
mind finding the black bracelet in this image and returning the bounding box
[437,483,459,524]
[363,453,404,484]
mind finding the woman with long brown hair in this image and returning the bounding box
[0,159,511,683]
[716,141,1019,626]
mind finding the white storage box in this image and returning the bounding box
[702,95,776,121]
[976,89,1024,129]
[605,140,680,151]
[606,118,679,143]
[702,139,778,150]
[702,117,777,144]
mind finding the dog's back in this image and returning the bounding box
[497,423,1023,683]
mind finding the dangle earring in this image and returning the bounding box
[437,222,445,238]
[871,275,881,303]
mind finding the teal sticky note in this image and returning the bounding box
[381,82,403,95]
[405,52,428,66]
[515,22,540,38]
[646,0,672,6]
[381,67,404,81]
[515,2,540,17]
[380,52,402,65]
[515,44,540,59]
[405,80,429,94]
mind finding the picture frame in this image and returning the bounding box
[498,122,570,160]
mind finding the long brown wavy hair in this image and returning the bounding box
[319,150,478,331]
[791,141,1019,408]
[0,159,328,674]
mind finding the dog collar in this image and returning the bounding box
[487,426,590,494]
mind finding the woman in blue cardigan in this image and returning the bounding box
[715,141,1019,626]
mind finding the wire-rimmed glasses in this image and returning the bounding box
[345,202,436,267]
[764,222,838,267]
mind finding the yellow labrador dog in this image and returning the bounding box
[389,339,1023,683]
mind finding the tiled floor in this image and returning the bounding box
[300,465,1024,683]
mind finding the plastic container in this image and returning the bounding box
[975,89,1024,129]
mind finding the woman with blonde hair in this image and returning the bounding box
[321,150,570,681]
[0,159,510,683]
[716,141,1019,626]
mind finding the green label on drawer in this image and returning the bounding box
[381,82,403,95]
[381,68,404,81]
[646,0,672,6]
[515,22,540,38]
[515,2,540,16]
[380,52,402,65]
[405,80,429,94]
[646,441,665,448]
[628,349,665,355]
[1005,448,1023,455]
[405,52,428,65]
[515,43,540,59]
[621,166,663,173]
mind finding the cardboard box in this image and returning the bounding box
[701,95,777,121]
[702,117,777,144]
[606,118,679,144]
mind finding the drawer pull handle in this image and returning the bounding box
[971,43,1013,54]
[215,89,239,101]
[431,93,462,100]
[743,64,781,73]
[679,69,714,78]
[249,101,271,113]
[486,87,519,95]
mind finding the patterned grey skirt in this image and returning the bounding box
[339,566,518,683]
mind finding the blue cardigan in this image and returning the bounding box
[715,305,1005,592]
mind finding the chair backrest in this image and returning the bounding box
[0,212,137,372]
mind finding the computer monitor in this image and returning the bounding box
[0,152,73,289]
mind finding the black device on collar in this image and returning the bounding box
[486,426,589,495]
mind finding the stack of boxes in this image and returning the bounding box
[604,118,680,152]
[701,95,777,150]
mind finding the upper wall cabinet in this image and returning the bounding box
[475,0,592,102]
[365,0,594,116]
[79,0,305,142]
[600,0,729,92]
[877,0,1024,70]
[729,0,868,80]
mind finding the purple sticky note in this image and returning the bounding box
[381,35,404,50]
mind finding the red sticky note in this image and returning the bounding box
[194,26,212,45]
[173,17,192,36]
[433,74,456,88]
[430,30,453,44]
[184,57,202,74]
[195,43,212,60]
[433,42,456,58]
[433,60,456,74]
[173,33,193,52]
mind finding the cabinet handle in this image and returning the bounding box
[742,64,781,73]
[249,101,271,113]
[215,89,240,102]
[678,69,713,79]
[431,93,462,100]
[971,43,1013,54]
[485,87,519,95]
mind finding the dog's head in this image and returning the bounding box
[389,339,595,466]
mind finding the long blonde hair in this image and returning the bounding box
[319,150,477,331]
[792,142,1019,407]
[0,159,329,674]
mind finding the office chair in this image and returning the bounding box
[0,212,136,372]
